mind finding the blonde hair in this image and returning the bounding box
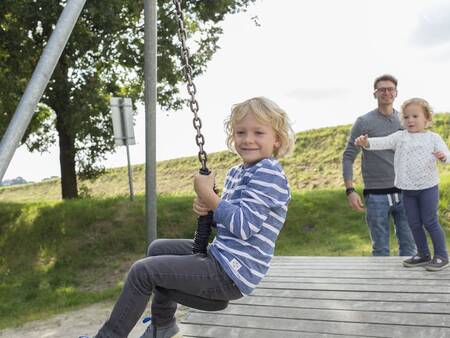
[401,97,433,127]
[224,97,295,159]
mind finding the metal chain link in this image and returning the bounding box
[172,0,208,171]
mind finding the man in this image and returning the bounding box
[342,74,416,256]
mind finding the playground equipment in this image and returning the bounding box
[154,0,229,312]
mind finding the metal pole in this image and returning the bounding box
[125,143,135,201]
[144,0,157,246]
[0,0,87,182]
[118,98,135,201]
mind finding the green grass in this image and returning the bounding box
[1,183,450,328]
[0,195,198,328]
[278,189,373,256]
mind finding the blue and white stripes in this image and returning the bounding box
[209,157,290,295]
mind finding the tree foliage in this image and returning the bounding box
[0,0,255,198]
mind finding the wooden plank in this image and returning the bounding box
[271,256,404,261]
[271,261,406,266]
[267,265,450,272]
[267,267,450,281]
[234,295,450,313]
[182,313,450,338]
[266,270,450,280]
[181,323,381,338]
[268,266,450,273]
[270,265,413,270]
[270,257,415,264]
[263,276,447,286]
[272,256,403,259]
[252,288,450,302]
[259,281,450,293]
[207,303,450,327]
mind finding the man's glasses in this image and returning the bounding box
[375,87,396,94]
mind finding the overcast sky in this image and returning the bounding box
[4,0,450,181]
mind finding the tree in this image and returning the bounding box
[0,0,256,198]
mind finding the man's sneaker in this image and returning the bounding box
[425,256,449,271]
[403,255,431,267]
[139,319,180,338]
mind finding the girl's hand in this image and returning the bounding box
[193,197,210,216]
[433,151,447,162]
[354,134,369,147]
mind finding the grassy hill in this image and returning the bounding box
[2,113,450,202]
[1,115,450,328]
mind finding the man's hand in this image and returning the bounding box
[347,191,365,212]
[433,151,447,162]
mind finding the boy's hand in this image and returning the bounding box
[194,172,215,198]
[433,151,447,162]
[193,172,221,211]
[354,134,369,147]
[193,197,210,216]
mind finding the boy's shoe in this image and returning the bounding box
[140,319,180,338]
[425,256,449,271]
[403,255,431,267]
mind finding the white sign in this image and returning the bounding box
[110,97,136,146]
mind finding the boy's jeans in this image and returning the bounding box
[96,239,242,338]
[364,193,416,256]
[403,185,448,259]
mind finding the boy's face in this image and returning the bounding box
[402,103,429,133]
[233,112,280,166]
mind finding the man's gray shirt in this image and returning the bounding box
[342,109,403,189]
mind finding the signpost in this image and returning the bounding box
[110,97,136,201]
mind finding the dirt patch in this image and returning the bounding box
[0,301,189,338]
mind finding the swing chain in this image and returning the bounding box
[173,0,208,171]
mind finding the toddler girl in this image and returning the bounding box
[355,98,450,271]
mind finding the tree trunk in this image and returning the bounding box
[56,120,78,199]
[51,61,78,199]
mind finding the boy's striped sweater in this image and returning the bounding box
[209,157,290,295]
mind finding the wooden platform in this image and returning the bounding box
[179,256,450,338]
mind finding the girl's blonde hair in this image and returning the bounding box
[224,97,295,159]
[401,97,433,127]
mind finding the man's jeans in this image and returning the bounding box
[96,239,242,338]
[403,185,448,259]
[364,193,416,256]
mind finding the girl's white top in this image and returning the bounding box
[368,130,450,190]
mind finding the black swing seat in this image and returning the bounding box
[156,287,228,311]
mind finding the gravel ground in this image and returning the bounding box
[0,301,188,338]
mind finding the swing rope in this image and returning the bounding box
[153,0,229,312]
[173,0,214,255]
